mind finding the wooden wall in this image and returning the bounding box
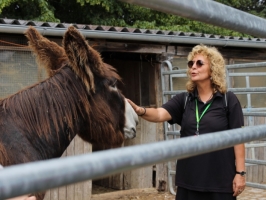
[43,136,92,200]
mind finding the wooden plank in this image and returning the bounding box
[66,138,75,200]
[126,120,155,189]
[43,189,50,200]
[50,188,59,200]
[58,151,67,200]
[83,142,92,199]
[90,41,172,54]
[154,64,170,191]
[74,136,84,200]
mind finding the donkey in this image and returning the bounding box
[0,26,138,199]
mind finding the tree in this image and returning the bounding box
[0,0,265,37]
[0,0,58,22]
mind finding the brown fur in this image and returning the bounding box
[25,26,68,76]
[0,26,127,199]
[63,26,105,93]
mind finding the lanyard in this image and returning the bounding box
[195,99,212,135]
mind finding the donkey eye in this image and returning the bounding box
[111,79,117,88]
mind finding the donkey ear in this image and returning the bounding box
[25,26,68,77]
[63,26,105,93]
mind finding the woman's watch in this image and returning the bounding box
[236,171,246,176]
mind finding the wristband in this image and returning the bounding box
[138,107,146,116]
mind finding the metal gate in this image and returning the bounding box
[160,60,266,194]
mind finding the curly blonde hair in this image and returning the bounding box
[186,44,227,94]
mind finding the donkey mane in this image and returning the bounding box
[0,68,88,141]
[0,64,123,145]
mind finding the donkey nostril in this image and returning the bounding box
[131,128,137,138]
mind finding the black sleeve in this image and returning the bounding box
[227,91,244,129]
[161,92,186,125]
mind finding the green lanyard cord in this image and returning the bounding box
[195,99,212,135]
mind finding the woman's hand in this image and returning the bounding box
[232,174,246,196]
[127,98,145,116]
[126,98,171,122]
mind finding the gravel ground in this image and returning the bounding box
[91,186,266,200]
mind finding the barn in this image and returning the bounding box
[1,18,266,199]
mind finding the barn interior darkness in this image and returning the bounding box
[101,52,157,107]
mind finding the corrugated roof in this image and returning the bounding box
[1,18,266,48]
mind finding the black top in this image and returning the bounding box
[162,90,244,193]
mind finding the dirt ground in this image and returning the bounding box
[91,185,266,200]
[91,186,174,200]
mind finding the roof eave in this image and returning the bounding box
[1,24,266,49]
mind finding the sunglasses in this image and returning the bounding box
[187,60,205,68]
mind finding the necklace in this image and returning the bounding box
[195,99,212,135]
[198,93,213,104]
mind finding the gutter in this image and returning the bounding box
[1,24,266,49]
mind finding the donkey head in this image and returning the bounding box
[25,26,138,146]
[62,26,138,146]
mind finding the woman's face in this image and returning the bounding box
[188,54,211,84]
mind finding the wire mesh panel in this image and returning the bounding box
[0,34,47,98]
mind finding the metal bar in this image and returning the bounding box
[246,159,266,165]
[166,131,180,136]
[243,112,266,117]
[227,62,266,69]
[163,87,266,95]
[228,72,266,76]
[243,108,266,111]
[170,74,187,78]
[162,69,187,75]
[1,125,266,199]
[230,87,266,93]
[119,0,266,38]
[245,143,266,148]
[160,60,177,195]
[246,182,266,190]
[163,62,266,75]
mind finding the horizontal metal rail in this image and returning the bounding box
[243,112,266,116]
[162,68,266,78]
[119,0,266,38]
[246,159,266,165]
[162,62,266,76]
[245,143,266,148]
[229,72,266,76]
[1,125,266,199]
[246,182,266,190]
[243,108,266,111]
[163,87,266,95]
[227,62,266,69]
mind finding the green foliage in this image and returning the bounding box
[0,0,59,22]
[0,0,16,13]
[0,0,265,37]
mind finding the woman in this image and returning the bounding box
[127,44,246,200]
